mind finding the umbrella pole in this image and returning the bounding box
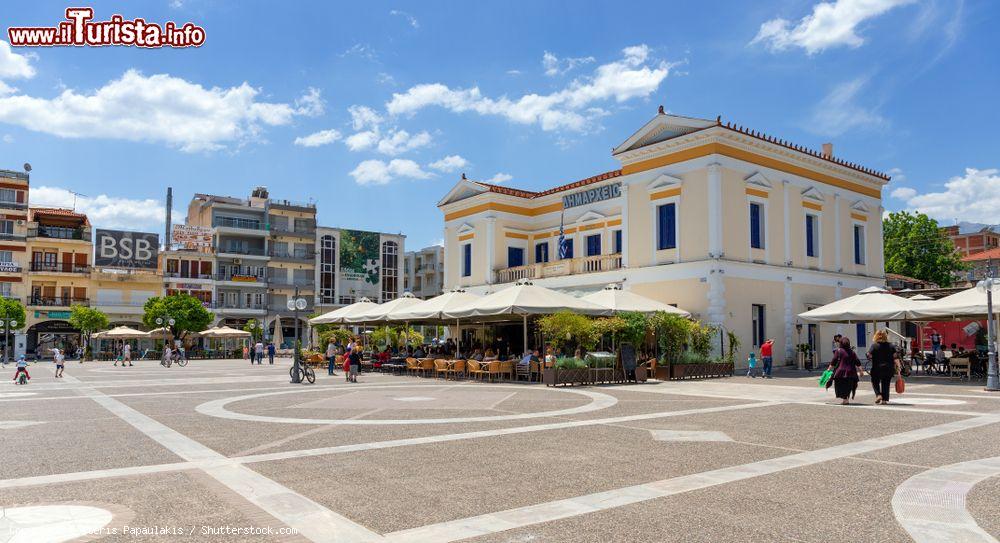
[523,314,528,356]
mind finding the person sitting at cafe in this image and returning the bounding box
[413,345,426,358]
[470,349,484,362]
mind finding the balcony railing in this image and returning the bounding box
[214,303,267,311]
[0,201,27,211]
[268,276,313,288]
[270,249,314,261]
[270,225,316,237]
[29,225,88,240]
[494,254,623,284]
[216,246,267,256]
[30,261,90,273]
[29,296,90,307]
[164,272,214,280]
[0,233,25,242]
[213,217,266,230]
[215,272,266,283]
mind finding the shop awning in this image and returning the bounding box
[910,281,1000,320]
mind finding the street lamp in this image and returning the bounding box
[979,278,998,392]
[0,317,18,364]
[155,316,177,354]
[287,286,308,383]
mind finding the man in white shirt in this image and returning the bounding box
[255,341,264,365]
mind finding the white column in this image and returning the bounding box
[782,180,791,266]
[486,217,496,285]
[834,194,842,271]
[876,205,885,275]
[620,183,630,268]
[835,282,844,336]
[442,226,450,289]
[706,268,726,358]
[784,277,794,364]
[707,163,722,258]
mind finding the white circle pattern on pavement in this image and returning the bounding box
[392,396,436,402]
[0,393,36,399]
[897,397,967,406]
[196,384,618,425]
[0,505,112,543]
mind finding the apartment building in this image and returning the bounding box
[942,225,1000,257]
[439,109,889,365]
[403,245,444,299]
[313,226,405,314]
[0,169,29,358]
[25,207,92,356]
[267,196,317,343]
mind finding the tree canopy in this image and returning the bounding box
[142,294,213,338]
[69,305,109,360]
[883,211,965,287]
[0,297,26,331]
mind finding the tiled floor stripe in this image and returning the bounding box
[892,455,1000,543]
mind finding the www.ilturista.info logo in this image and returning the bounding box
[8,7,205,48]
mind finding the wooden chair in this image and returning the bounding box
[417,358,435,377]
[451,359,466,379]
[467,360,485,380]
[498,361,514,381]
[434,359,449,379]
[404,357,418,375]
[950,357,971,380]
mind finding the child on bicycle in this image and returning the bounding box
[13,355,29,383]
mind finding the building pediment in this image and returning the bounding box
[612,111,716,156]
[457,223,475,234]
[801,186,825,202]
[647,173,684,191]
[575,210,606,224]
[437,178,489,207]
[745,172,773,190]
[850,200,869,213]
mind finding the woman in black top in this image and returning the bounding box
[828,337,863,405]
[867,329,899,404]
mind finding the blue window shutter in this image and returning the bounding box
[508,247,523,267]
[806,215,814,257]
[614,230,622,254]
[563,239,574,259]
[750,203,761,249]
[586,234,601,256]
[856,322,866,347]
[657,203,676,250]
[535,242,548,263]
[462,244,471,277]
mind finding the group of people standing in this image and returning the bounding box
[325,339,361,382]
[827,330,902,405]
[245,341,276,365]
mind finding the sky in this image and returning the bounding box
[0,0,997,249]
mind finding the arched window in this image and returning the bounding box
[320,235,336,304]
[381,240,398,302]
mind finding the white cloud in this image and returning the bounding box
[385,44,675,132]
[887,167,906,182]
[293,128,342,147]
[31,186,169,231]
[376,129,432,155]
[0,69,322,152]
[751,0,914,54]
[0,40,36,80]
[428,155,469,173]
[484,172,513,184]
[542,51,595,76]
[344,130,379,152]
[376,72,397,86]
[389,10,420,29]
[506,69,522,76]
[349,159,433,186]
[341,43,377,60]
[294,87,325,116]
[891,168,1000,224]
[349,105,383,130]
[808,77,884,136]
[1,134,12,144]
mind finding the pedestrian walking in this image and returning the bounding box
[255,340,264,365]
[746,352,761,378]
[827,337,863,405]
[53,348,65,378]
[867,330,900,405]
[348,345,361,383]
[760,339,774,378]
[326,341,337,376]
[123,342,133,367]
[244,344,250,363]
[267,342,275,365]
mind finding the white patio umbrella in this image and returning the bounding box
[911,282,1000,320]
[445,280,612,355]
[272,316,284,348]
[582,284,691,316]
[343,292,423,323]
[391,289,482,321]
[798,286,926,323]
[199,325,251,338]
[308,297,376,324]
[95,325,146,338]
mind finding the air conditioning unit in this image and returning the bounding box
[233,258,242,265]
[16,220,24,225]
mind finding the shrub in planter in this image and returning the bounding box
[555,356,586,369]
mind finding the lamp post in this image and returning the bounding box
[980,277,998,392]
[1,317,18,364]
[156,316,176,358]
[288,286,307,383]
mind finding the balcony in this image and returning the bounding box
[164,272,214,280]
[215,272,266,284]
[30,261,90,274]
[269,199,316,211]
[28,225,89,241]
[268,275,313,289]
[28,296,90,307]
[213,217,266,231]
[0,201,27,211]
[214,303,267,314]
[269,248,314,262]
[494,254,623,284]
[269,225,316,238]
[215,246,268,258]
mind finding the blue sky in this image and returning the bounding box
[0,0,996,248]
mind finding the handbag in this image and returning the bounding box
[895,376,905,394]
[818,369,833,388]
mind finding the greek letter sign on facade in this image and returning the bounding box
[562,182,622,209]
[95,229,159,269]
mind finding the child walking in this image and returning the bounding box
[746,352,761,378]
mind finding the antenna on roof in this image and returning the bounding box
[68,190,87,211]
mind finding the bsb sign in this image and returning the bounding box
[95,229,159,269]
[561,182,622,209]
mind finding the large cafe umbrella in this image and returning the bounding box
[445,280,612,355]
[93,325,146,339]
[391,289,482,321]
[798,286,926,323]
[582,284,691,317]
[911,282,1000,320]
[309,297,377,325]
[343,292,423,324]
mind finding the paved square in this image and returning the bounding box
[1,358,997,542]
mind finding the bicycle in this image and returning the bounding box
[160,350,188,368]
[289,363,315,384]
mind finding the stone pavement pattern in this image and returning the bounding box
[0,358,997,542]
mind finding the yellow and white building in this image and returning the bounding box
[439,110,889,365]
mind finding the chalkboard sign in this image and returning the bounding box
[620,343,637,372]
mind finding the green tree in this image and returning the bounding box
[68,305,108,360]
[649,312,691,363]
[142,294,213,339]
[538,311,600,355]
[883,211,965,287]
[243,318,263,342]
[0,298,26,360]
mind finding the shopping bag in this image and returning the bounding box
[818,369,833,388]
[895,377,905,394]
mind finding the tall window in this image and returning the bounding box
[0,250,12,263]
[535,242,549,264]
[586,234,601,257]
[0,188,15,204]
[854,224,866,265]
[320,235,336,304]
[0,219,12,239]
[462,243,472,277]
[749,203,764,249]
[751,304,766,348]
[657,203,676,250]
[381,240,398,301]
[0,282,12,298]
[508,247,524,267]
[613,230,622,254]
[856,322,867,348]
[806,214,818,258]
